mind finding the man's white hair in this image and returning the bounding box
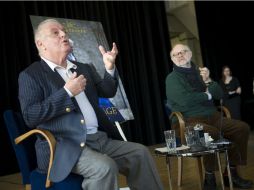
[170,44,191,58]
[34,18,62,44]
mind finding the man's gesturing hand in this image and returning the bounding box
[199,67,211,83]
[99,42,118,70]
[64,72,87,96]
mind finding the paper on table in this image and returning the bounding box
[155,145,190,153]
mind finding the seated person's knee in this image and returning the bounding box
[94,156,118,178]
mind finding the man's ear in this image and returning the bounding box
[188,50,193,60]
[36,39,43,50]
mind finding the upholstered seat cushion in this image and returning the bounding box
[30,170,83,190]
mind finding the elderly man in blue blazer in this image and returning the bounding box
[18,19,164,190]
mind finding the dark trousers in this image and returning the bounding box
[173,112,250,171]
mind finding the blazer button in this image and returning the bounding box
[80,142,85,147]
[66,107,71,112]
[80,119,85,124]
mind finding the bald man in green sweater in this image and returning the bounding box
[166,44,252,190]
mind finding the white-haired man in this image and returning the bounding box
[18,19,164,190]
[166,44,252,190]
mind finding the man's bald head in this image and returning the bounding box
[34,19,62,44]
[33,18,71,60]
[170,44,192,68]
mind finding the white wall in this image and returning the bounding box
[165,1,203,67]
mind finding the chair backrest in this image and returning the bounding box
[3,110,36,185]
[164,100,183,145]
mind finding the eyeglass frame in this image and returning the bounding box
[171,49,189,58]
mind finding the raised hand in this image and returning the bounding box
[199,67,211,83]
[64,72,87,96]
[99,42,118,70]
[236,87,241,94]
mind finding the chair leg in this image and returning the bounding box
[225,150,233,190]
[196,157,203,190]
[177,157,183,186]
[166,156,173,190]
[25,184,31,190]
[216,152,225,190]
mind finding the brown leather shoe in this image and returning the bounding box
[224,167,253,189]
[224,175,253,189]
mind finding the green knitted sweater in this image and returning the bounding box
[166,70,223,118]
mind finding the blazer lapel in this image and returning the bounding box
[40,60,99,113]
[40,59,65,89]
[71,63,99,109]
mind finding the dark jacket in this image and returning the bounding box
[18,59,120,182]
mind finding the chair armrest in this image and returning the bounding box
[15,129,56,188]
[169,112,186,144]
[217,106,231,119]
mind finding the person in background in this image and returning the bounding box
[219,66,241,120]
[166,44,252,190]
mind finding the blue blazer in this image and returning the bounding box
[18,60,121,182]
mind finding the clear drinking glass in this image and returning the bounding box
[185,126,195,147]
[164,130,176,153]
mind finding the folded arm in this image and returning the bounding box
[166,75,209,109]
[199,67,223,100]
[207,81,224,100]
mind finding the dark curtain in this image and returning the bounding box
[195,1,254,100]
[0,1,171,175]
[195,1,254,129]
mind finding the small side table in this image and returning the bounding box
[155,144,233,190]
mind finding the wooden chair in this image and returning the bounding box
[4,109,129,190]
[3,110,84,190]
[168,106,231,189]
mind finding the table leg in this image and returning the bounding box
[177,157,183,186]
[166,156,173,190]
[216,152,225,190]
[196,157,203,190]
[225,150,233,190]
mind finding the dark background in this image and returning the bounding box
[1,1,254,176]
[195,1,254,128]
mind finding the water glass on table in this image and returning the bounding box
[164,130,176,153]
[185,126,195,147]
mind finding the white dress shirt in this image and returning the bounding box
[41,57,115,134]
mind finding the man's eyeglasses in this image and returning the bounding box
[171,50,189,58]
